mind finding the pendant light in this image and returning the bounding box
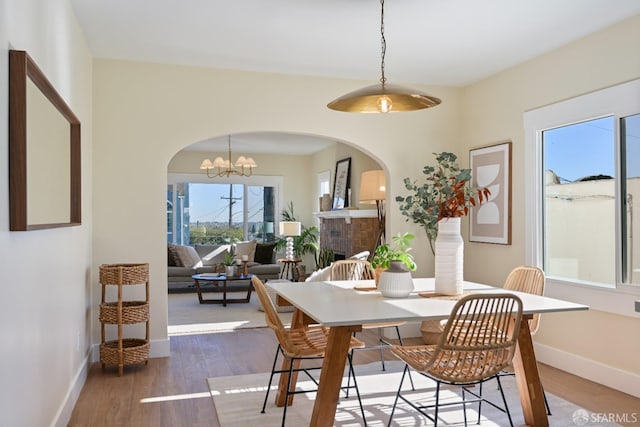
[327,0,441,113]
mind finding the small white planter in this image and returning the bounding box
[225,265,235,277]
[378,261,414,298]
[434,217,464,295]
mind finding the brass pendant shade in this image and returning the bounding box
[327,83,441,113]
[327,0,441,113]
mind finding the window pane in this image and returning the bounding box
[543,117,615,285]
[622,113,640,284]
[187,183,243,244]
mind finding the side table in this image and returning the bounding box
[278,258,302,281]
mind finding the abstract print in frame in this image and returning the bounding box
[469,141,512,245]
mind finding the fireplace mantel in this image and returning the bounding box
[313,209,377,224]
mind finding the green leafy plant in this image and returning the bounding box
[275,201,321,266]
[371,232,417,271]
[221,252,236,266]
[315,247,335,269]
[395,152,490,255]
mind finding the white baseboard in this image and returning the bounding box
[534,342,640,398]
[52,353,89,427]
[90,337,171,363]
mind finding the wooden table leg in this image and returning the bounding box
[194,279,204,304]
[512,315,548,427]
[310,325,361,427]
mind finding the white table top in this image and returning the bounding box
[267,277,589,327]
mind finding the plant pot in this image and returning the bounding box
[377,261,413,298]
[434,217,464,295]
[225,266,235,277]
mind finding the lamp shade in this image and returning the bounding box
[359,170,386,203]
[327,83,441,113]
[279,221,301,236]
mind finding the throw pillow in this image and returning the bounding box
[305,264,332,282]
[234,240,257,262]
[173,245,203,269]
[254,242,277,264]
[168,244,179,266]
[167,243,182,267]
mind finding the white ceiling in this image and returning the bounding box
[70,0,640,154]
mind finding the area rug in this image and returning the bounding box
[208,361,615,426]
[168,292,292,335]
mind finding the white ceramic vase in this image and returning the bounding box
[434,217,464,295]
[378,261,414,298]
[225,265,235,277]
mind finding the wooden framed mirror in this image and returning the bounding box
[9,50,81,231]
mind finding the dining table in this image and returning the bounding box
[266,277,589,427]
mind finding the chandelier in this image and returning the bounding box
[327,0,441,113]
[199,135,257,178]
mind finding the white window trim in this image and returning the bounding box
[524,79,640,318]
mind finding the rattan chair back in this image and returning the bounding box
[427,293,523,383]
[503,266,545,334]
[330,259,376,281]
[252,277,295,349]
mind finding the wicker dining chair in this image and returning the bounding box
[330,260,411,372]
[500,265,551,415]
[388,293,524,427]
[251,276,367,427]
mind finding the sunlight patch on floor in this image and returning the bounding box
[140,391,212,403]
[168,321,251,336]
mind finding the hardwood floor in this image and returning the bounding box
[69,329,640,427]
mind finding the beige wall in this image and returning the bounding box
[0,0,93,425]
[461,14,640,376]
[92,58,462,358]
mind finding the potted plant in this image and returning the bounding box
[371,232,417,297]
[371,232,417,272]
[395,152,490,255]
[396,152,490,295]
[275,202,321,272]
[221,252,236,276]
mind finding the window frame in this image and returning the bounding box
[524,79,640,318]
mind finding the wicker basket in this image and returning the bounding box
[100,263,149,285]
[99,301,149,324]
[100,338,149,367]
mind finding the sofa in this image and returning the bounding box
[167,240,282,293]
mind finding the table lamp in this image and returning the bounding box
[279,221,302,259]
[359,170,386,251]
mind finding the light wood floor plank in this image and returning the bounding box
[68,328,640,427]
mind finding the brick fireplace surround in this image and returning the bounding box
[314,210,381,258]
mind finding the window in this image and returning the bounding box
[525,79,640,316]
[167,174,282,245]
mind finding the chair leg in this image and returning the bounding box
[543,386,552,415]
[261,344,281,413]
[477,380,483,424]
[461,386,468,427]
[395,326,415,391]
[347,352,367,426]
[495,375,514,427]
[387,364,409,427]
[281,357,295,427]
[433,380,441,427]
[377,328,386,371]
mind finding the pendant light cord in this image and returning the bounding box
[380,0,387,86]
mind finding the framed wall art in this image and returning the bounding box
[332,157,351,209]
[469,141,512,245]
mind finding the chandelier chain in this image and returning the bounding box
[379,0,386,85]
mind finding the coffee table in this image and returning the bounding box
[191,273,254,307]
